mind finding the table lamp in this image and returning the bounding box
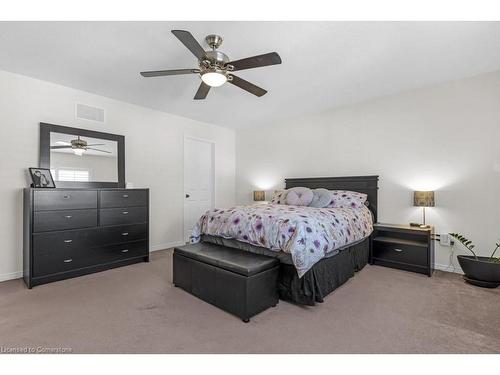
[253,190,265,202]
[413,191,435,228]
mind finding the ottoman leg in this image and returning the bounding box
[242,318,250,323]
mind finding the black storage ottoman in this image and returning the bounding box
[173,243,279,322]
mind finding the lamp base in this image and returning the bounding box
[409,222,430,229]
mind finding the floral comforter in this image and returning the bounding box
[190,203,373,277]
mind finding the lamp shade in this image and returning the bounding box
[253,190,265,201]
[413,191,435,207]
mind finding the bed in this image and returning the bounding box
[192,175,379,305]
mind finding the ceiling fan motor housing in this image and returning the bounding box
[200,50,233,77]
[205,34,223,50]
[71,138,88,150]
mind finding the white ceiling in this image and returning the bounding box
[1,21,500,129]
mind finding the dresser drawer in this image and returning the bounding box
[98,224,148,245]
[100,190,147,208]
[33,247,95,277]
[34,190,97,211]
[33,228,100,255]
[372,241,427,267]
[100,207,147,226]
[93,240,148,263]
[34,209,98,232]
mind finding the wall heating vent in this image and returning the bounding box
[75,103,105,123]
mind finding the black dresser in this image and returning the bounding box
[23,188,149,288]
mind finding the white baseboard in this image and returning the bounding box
[0,271,23,283]
[150,241,184,252]
[0,252,464,284]
[434,263,463,274]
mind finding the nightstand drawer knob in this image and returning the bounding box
[394,248,403,252]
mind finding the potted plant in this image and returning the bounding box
[449,233,500,288]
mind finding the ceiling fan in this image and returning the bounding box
[50,136,111,156]
[140,30,282,100]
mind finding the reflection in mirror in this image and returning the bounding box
[49,132,118,183]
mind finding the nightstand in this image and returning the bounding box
[370,223,434,276]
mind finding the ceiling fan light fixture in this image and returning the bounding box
[73,148,85,156]
[201,71,227,87]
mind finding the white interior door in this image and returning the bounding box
[184,137,215,243]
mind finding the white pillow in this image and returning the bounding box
[286,187,314,206]
[309,188,332,208]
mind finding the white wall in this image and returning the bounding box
[236,70,500,272]
[0,70,235,281]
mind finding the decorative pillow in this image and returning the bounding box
[270,189,288,204]
[327,190,368,209]
[286,187,314,206]
[309,188,332,208]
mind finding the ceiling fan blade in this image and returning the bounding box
[140,69,199,77]
[55,141,71,146]
[228,75,267,97]
[229,52,282,71]
[194,82,211,100]
[50,146,72,149]
[86,144,106,146]
[171,30,206,60]
[87,148,111,154]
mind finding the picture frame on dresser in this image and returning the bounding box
[28,167,56,188]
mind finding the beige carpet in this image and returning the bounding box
[0,249,499,354]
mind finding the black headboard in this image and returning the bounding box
[285,175,379,222]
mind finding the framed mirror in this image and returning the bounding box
[39,122,125,188]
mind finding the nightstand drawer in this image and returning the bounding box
[372,241,427,267]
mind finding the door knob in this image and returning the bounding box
[185,194,190,198]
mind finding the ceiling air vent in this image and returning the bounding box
[75,103,105,123]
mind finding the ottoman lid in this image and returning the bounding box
[174,243,279,277]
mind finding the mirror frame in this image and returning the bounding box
[39,122,125,188]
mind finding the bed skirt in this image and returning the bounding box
[200,235,370,306]
[278,238,369,305]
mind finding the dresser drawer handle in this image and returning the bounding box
[63,258,73,263]
[121,232,129,236]
[123,194,129,198]
[64,215,72,219]
[122,211,129,215]
[63,195,71,199]
[64,239,73,243]
[121,249,129,253]
[394,248,403,252]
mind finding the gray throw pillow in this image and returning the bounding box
[309,188,332,208]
